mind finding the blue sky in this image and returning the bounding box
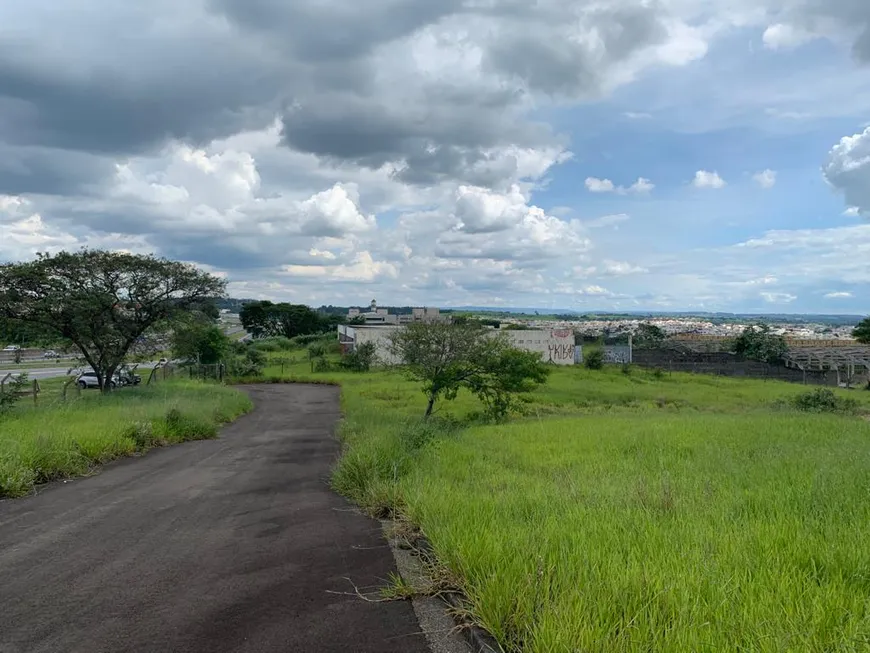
[0,1,868,314]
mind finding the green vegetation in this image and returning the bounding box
[239,300,337,339]
[0,250,224,391]
[583,346,605,370]
[244,350,870,652]
[388,322,549,419]
[0,380,252,498]
[854,316,870,344]
[171,322,230,364]
[732,322,788,363]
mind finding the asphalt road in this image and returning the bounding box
[0,384,430,653]
[0,362,162,381]
[0,366,73,380]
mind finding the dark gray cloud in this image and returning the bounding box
[483,3,669,96]
[208,0,465,61]
[0,0,686,195]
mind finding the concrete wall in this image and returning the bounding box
[502,329,575,365]
[339,326,576,365]
[339,325,403,364]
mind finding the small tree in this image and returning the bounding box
[388,322,548,418]
[732,323,788,363]
[0,250,225,392]
[467,347,549,419]
[171,323,230,365]
[633,323,666,349]
[853,317,870,344]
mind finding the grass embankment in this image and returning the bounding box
[254,355,870,652]
[0,380,252,498]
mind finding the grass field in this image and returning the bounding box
[248,355,870,651]
[0,380,252,498]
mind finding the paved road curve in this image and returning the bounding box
[0,384,430,653]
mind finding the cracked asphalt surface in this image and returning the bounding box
[0,384,430,653]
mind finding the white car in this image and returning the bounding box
[2,345,21,351]
[76,371,118,389]
[43,350,59,359]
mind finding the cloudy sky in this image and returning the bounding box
[1,0,869,314]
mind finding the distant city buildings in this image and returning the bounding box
[347,299,449,325]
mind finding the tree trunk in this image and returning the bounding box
[101,366,117,394]
[424,393,436,419]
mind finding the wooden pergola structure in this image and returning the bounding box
[784,346,870,387]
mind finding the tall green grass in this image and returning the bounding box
[0,380,252,498]
[402,414,870,651]
[310,362,870,651]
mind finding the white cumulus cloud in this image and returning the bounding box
[585,177,654,195]
[753,169,777,189]
[824,291,853,298]
[692,170,727,189]
[823,127,870,217]
[762,23,815,50]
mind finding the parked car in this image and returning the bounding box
[76,371,117,390]
[156,358,168,366]
[43,350,59,359]
[2,345,21,351]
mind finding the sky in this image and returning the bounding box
[0,0,869,314]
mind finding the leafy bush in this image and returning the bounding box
[790,388,859,415]
[583,348,605,370]
[292,334,326,347]
[339,341,377,372]
[308,342,326,359]
[313,357,332,372]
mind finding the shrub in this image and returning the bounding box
[292,334,326,347]
[621,363,632,376]
[313,357,332,372]
[308,343,326,359]
[339,341,377,372]
[790,388,859,415]
[583,348,605,370]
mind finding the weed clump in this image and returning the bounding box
[583,348,605,370]
[790,388,859,415]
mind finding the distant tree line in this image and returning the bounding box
[239,301,351,340]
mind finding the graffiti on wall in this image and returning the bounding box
[603,346,632,364]
[548,343,575,362]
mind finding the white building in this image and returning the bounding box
[347,299,447,325]
[337,325,576,365]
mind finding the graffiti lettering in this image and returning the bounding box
[548,343,575,361]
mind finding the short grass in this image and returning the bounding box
[235,356,870,651]
[0,380,252,498]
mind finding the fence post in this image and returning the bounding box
[32,379,39,405]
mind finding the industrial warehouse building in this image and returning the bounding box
[337,325,576,365]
